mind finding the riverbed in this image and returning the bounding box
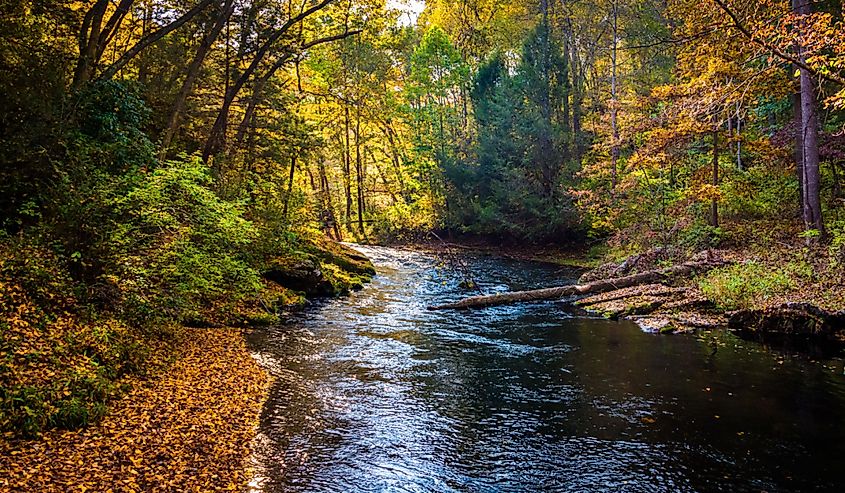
[246,245,845,492]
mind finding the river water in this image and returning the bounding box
[246,245,845,493]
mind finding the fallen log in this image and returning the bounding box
[428,260,729,310]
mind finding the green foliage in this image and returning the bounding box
[443,24,579,241]
[0,238,163,436]
[677,221,725,252]
[828,219,845,270]
[721,166,798,220]
[107,156,261,323]
[68,80,155,176]
[699,261,795,310]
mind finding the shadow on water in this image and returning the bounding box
[246,245,845,493]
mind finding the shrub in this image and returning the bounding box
[106,156,262,324]
[0,240,167,436]
[699,261,794,310]
[677,220,725,252]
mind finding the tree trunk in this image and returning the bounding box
[283,155,297,219]
[99,0,217,82]
[72,0,109,89]
[344,106,353,221]
[317,158,341,241]
[734,101,743,170]
[379,123,409,202]
[369,147,399,204]
[429,260,729,310]
[201,0,342,161]
[355,106,365,235]
[795,0,825,239]
[711,116,720,228]
[793,90,805,216]
[570,31,584,164]
[161,0,235,157]
[609,0,619,190]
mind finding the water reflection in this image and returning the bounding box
[247,245,845,493]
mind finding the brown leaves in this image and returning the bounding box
[0,328,270,492]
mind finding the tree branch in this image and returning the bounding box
[98,0,216,81]
[710,0,845,87]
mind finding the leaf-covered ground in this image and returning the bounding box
[0,327,269,492]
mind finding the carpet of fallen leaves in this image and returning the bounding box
[0,327,270,492]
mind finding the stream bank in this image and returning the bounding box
[572,248,845,345]
[421,241,845,346]
[1,327,269,492]
[0,238,376,491]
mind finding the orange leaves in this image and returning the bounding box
[0,328,270,492]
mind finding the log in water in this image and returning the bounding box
[428,260,728,310]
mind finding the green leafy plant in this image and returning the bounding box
[699,261,795,310]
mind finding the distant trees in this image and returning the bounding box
[443,20,578,240]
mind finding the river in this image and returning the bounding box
[246,245,845,492]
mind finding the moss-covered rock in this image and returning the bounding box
[260,240,374,300]
[306,238,376,276]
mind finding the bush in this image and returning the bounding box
[0,239,167,436]
[699,261,795,310]
[677,220,725,252]
[106,156,262,324]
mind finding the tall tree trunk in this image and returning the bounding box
[570,33,584,164]
[369,147,399,204]
[609,0,619,190]
[201,0,342,161]
[137,2,153,85]
[344,106,353,221]
[795,0,825,239]
[317,158,341,241]
[355,106,365,235]
[792,90,805,216]
[283,155,297,219]
[72,0,109,89]
[161,0,235,157]
[711,117,720,228]
[734,101,743,170]
[99,0,217,82]
[380,123,410,203]
[561,35,571,136]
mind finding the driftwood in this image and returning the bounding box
[429,260,728,310]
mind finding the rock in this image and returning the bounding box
[728,303,845,342]
[261,240,376,298]
[310,240,376,276]
[262,258,335,297]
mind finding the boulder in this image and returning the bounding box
[728,303,845,342]
[262,258,335,297]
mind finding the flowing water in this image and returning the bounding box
[246,245,845,493]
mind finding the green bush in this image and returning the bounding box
[699,261,794,310]
[107,156,262,323]
[677,220,725,252]
[721,166,797,220]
